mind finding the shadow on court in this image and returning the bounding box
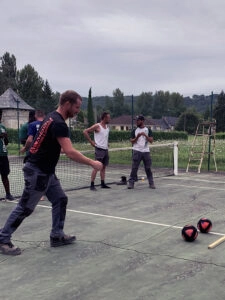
[1,171,225,300]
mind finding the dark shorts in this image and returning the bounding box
[95,147,109,166]
[0,156,10,176]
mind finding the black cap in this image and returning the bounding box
[135,115,145,121]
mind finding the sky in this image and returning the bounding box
[1,0,225,98]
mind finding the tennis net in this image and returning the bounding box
[1,142,178,199]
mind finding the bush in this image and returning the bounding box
[215,133,225,139]
[6,128,19,144]
[69,129,187,143]
[6,128,188,144]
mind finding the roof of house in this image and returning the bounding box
[110,115,178,129]
[0,88,34,110]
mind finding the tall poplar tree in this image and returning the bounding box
[87,87,95,127]
[0,52,17,93]
[213,90,225,132]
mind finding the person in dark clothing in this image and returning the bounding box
[0,90,102,256]
[0,116,14,201]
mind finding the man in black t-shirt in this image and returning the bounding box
[0,90,103,256]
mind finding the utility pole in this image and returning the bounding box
[208,91,213,171]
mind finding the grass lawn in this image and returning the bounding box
[7,137,224,172]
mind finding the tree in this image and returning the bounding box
[17,64,44,107]
[37,80,57,113]
[112,88,125,117]
[167,92,185,117]
[175,111,200,134]
[135,92,154,116]
[152,91,170,118]
[213,91,225,132]
[87,87,95,127]
[0,52,17,93]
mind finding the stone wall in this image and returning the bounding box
[1,109,30,129]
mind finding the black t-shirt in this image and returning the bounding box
[26,111,69,174]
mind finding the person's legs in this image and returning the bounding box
[0,163,47,255]
[1,175,10,194]
[100,149,110,188]
[0,156,14,200]
[128,150,142,189]
[46,174,68,237]
[46,174,75,247]
[90,169,98,190]
[143,153,155,188]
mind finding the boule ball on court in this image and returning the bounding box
[197,218,212,233]
[181,224,198,242]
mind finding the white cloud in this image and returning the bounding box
[1,0,225,97]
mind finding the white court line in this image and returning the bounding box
[164,183,225,191]
[37,204,225,237]
[162,176,225,185]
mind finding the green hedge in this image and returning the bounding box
[5,128,19,144]
[215,133,225,139]
[6,128,188,144]
[70,129,187,142]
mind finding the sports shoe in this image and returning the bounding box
[0,241,21,255]
[127,182,134,189]
[50,234,76,247]
[149,184,156,189]
[101,184,111,188]
[5,194,15,201]
[90,185,97,191]
[117,176,127,185]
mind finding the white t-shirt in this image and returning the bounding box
[131,127,152,153]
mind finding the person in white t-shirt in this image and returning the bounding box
[127,115,155,189]
[83,112,111,191]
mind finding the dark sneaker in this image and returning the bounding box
[117,176,127,185]
[5,194,15,201]
[101,184,111,188]
[50,234,76,247]
[90,185,97,191]
[0,241,21,255]
[127,182,134,189]
[149,184,156,189]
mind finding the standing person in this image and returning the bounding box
[0,90,102,256]
[20,110,46,201]
[20,110,45,154]
[19,111,36,146]
[0,116,14,201]
[83,112,111,191]
[127,115,156,190]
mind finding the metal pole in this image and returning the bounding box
[208,91,213,171]
[131,95,134,129]
[16,99,20,152]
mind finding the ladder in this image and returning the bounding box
[186,121,217,173]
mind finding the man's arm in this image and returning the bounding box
[57,136,103,170]
[83,123,99,147]
[20,135,34,153]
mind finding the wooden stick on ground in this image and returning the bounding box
[208,235,225,249]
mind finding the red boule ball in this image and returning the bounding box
[182,225,198,242]
[197,218,212,233]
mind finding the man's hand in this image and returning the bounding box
[20,147,26,154]
[92,161,103,171]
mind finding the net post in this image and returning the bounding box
[173,141,178,175]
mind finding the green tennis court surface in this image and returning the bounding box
[1,171,225,300]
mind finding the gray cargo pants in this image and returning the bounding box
[0,162,68,243]
[128,150,154,185]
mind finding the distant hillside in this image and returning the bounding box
[81,94,218,114]
[81,95,134,111]
[183,94,218,113]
